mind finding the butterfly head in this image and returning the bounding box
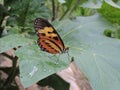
[63,47,69,53]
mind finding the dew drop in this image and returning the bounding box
[28,66,38,77]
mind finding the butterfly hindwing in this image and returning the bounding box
[34,18,67,54]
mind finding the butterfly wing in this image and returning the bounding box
[34,18,66,54]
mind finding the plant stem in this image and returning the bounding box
[59,7,69,20]
[60,0,81,20]
[52,0,56,21]
[69,0,81,15]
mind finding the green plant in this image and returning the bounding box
[0,0,120,90]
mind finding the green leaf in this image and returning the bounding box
[98,1,120,24]
[81,0,102,8]
[5,0,51,31]
[105,0,120,8]
[59,14,120,90]
[58,0,66,4]
[16,14,120,90]
[81,0,120,9]
[16,45,69,87]
[0,34,33,53]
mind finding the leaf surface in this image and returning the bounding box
[16,14,120,90]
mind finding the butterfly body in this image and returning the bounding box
[34,18,68,54]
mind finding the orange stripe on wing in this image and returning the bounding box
[38,38,61,54]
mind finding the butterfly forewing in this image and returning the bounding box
[38,38,61,54]
[34,18,66,54]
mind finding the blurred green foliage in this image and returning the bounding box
[98,1,120,24]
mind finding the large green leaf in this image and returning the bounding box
[16,14,120,89]
[16,45,69,87]
[0,34,33,53]
[59,14,120,90]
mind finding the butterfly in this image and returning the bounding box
[34,18,69,54]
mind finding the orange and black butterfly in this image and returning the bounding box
[34,18,69,54]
